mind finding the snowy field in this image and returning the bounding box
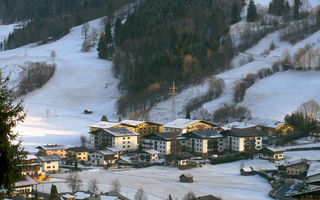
[39,159,274,200]
[0,19,120,151]
[284,150,320,161]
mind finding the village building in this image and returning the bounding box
[308,128,320,142]
[90,128,139,151]
[116,120,163,136]
[259,146,285,161]
[21,154,45,182]
[67,147,92,162]
[36,144,67,159]
[89,150,118,167]
[89,121,121,147]
[13,175,39,199]
[142,132,182,155]
[183,130,224,156]
[38,155,60,173]
[163,119,220,134]
[138,149,160,164]
[223,129,263,152]
[306,161,320,190]
[195,195,221,200]
[179,174,194,183]
[278,159,309,178]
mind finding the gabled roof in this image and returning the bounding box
[89,121,120,129]
[307,161,320,177]
[104,128,140,137]
[36,144,67,150]
[67,146,93,153]
[186,130,223,139]
[226,129,265,137]
[38,155,61,162]
[164,119,216,129]
[143,132,181,141]
[15,175,39,187]
[280,159,308,167]
[99,150,116,156]
[120,120,145,126]
[179,174,193,178]
[143,149,160,154]
[266,146,286,153]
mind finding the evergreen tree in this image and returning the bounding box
[97,32,108,59]
[167,194,173,200]
[49,184,59,200]
[294,0,301,19]
[105,22,113,44]
[114,17,122,46]
[101,115,109,121]
[231,2,241,24]
[138,143,143,152]
[186,109,191,119]
[0,71,25,197]
[247,0,257,22]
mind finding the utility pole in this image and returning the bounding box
[169,81,178,121]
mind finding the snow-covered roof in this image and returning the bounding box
[100,196,118,200]
[104,128,140,137]
[99,150,116,156]
[281,159,308,167]
[90,121,120,129]
[188,130,223,139]
[107,147,126,152]
[62,193,75,199]
[241,167,253,172]
[15,175,39,187]
[37,144,67,150]
[164,119,215,129]
[74,191,91,199]
[264,122,285,128]
[38,155,60,162]
[222,122,258,130]
[120,119,145,126]
[143,149,160,155]
[266,146,286,152]
[307,161,320,177]
[26,154,38,160]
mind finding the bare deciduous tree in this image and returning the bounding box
[66,171,82,194]
[81,23,90,39]
[50,50,57,61]
[299,100,320,121]
[88,178,99,194]
[135,187,147,200]
[110,178,121,193]
[183,191,196,200]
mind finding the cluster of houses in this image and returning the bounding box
[12,118,320,199]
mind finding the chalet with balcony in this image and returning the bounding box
[223,129,264,152]
[36,144,67,159]
[163,119,220,134]
[143,132,182,155]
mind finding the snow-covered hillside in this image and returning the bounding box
[0,19,120,151]
[149,2,320,124]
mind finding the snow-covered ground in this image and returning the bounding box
[39,160,274,200]
[0,18,120,151]
[284,150,320,161]
[0,23,16,42]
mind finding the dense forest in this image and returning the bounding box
[1,0,135,49]
[107,0,244,116]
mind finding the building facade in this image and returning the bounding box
[163,119,219,134]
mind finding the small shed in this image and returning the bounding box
[179,174,194,183]
[240,167,255,176]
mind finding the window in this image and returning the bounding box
[123,137,126,140]
[53,166,55,168]
[128,141,130,143]
[47,166,51,169]
[123,146,126,148]
[127,145,130,148]
[127,137,130,139]
[123,141,125,144]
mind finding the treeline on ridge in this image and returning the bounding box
[2,0,135,50]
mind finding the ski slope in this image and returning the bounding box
[0,18,120,151]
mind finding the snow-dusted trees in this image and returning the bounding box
[110,178,121,193]
[247,0,257,22]
[134,187,148,200]
[80,135,86,147]
[183,191,196,200]
[66,171,82,194]
[82,23,90,39]
[81,27,99,52]
[50,50,57,61]
[87,178,99,194]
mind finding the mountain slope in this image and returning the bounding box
[0,18,120,151]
